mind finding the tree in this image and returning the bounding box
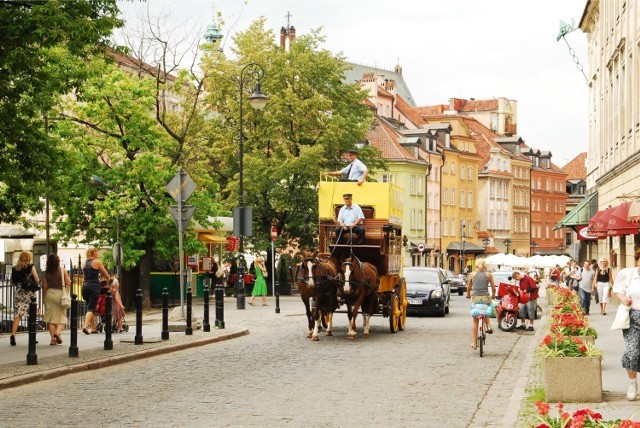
[200,20,383,253]
[0,0,123,222]
[50,55,222,309]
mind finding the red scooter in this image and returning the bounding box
[496,280,529,332]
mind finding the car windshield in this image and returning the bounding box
[404,270,440,283]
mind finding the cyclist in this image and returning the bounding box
[466,258,496,350]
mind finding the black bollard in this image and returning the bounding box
[161,287,169,340]
[203,285,210,332]
[275,280,281,314]
[26,296,38,365]
[104,290,113,350]
[185,287,193,335]
[69,294,79,357]
[215,280,225,329]
[134,288,143,345]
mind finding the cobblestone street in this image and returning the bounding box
[0,295,538,427]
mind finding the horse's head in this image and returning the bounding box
[301,257,320,288]
[341,259,358,295]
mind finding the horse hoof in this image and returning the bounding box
[306,332,312,338]
[326,331,333,336]
[312,336,319,341]
[347,335,356,340]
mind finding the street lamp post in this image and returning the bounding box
[90,175,122,278]
[235,63,268,310]
[461,224,466,274]
[482,237,490,252]
[504,238,511,255]
[424,162,432,267]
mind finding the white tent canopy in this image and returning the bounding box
[484,253,570,270]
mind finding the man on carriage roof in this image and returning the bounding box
[333,193,365,245]
[325,149,369,186]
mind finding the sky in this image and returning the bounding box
[118,0,590,166]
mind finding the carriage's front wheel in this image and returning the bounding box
[398,278,407,331]
[389,293,400,333]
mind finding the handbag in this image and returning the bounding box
[20,274,40,292]
[611,303,631,330]
[60,268,71,309]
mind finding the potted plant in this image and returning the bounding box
[532,400,640,427]
[550,312,598,344]
[538,332,603,403]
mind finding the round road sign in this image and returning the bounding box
[418,243,425,253]
[271,226,278,241]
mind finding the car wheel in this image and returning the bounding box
[445,297,450,314]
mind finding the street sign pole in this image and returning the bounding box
[270,226,277,298]
[177,170,184,319]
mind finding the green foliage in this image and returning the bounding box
[276,254,293,285]
[0,0,122,221]
[200,19,380,253]
[49,57,221,272]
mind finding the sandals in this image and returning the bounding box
[50,340,57,346]
[248,302,255,306]
[486,328,493,334]
[471,343,478,350]
[82,328,91,335]
[10,335,16,346]
[54,333,62,344]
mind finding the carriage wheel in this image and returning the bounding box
[389,293,400,334]
[398,278,407,331]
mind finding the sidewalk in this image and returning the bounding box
[0,296,305,390]
[529,288,640,422]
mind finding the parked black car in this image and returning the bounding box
[446,270,467,296]
[405,267,450,317]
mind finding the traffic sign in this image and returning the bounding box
[271,226,278,241]
[417,243,425,253]
[166,168,197,202]
[169,205,196,230]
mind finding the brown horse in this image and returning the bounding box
[295,255,339,341]
[338,257,379,339]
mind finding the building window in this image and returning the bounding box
[427,193,431,209]
[443,218,448,236]
[467,191,473,208]
[451,189,455,206]
[451,162,455,174]
[417,175,423,195]
[442,188,448,205]
[546,200,550,212]
[460,165,465,179]
[382,174,394,183]
[410,175,416,195]
[450,219,456,236]
[468,166,472,179]
[460,191,465,208]
[417,210,423,230]
[410,209,415,229]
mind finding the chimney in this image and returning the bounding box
[289,26,296,43]
[280,27,287,49]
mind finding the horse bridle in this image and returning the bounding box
[297,257,336,285]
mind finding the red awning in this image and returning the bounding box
[588,208,611,239]
[607,202,639,236]
[628,200,640,223]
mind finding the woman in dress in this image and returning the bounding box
[81,248,110,334]
[594,257,614,315]
[612,250,640,401]
[9,250,40,346]
[249,256,268,306]
[43,254,71,345]
[466,258,496,350]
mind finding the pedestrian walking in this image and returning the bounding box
[42,254,71,345]
[9,250,40,346]
[611,250,640,401]
[576,260,595,315]
[249,256,268,306]
[594,257,614,315]
[81,248,110,334]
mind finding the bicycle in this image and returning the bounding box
[476,313,487,357]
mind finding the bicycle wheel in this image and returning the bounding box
[478,317,484,357]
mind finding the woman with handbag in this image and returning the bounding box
[594,257,614,315]
[42,254,71,345]
[9,250,40,346]
[612,250,640,401]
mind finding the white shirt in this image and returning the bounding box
[341,158,367,181]
[337,203,365,226]
[612,267,640,310]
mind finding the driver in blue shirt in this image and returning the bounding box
[334,193,365,244]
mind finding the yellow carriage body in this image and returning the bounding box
[317,180,404,294]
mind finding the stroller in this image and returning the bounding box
[95,280,130,333]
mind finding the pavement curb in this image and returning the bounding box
[0,328,249,391]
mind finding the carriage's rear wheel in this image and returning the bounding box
[398,278,407,331]
[389,292,400,334]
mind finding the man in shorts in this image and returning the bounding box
[513,271,539,331]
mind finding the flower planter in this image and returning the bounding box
[543,356,602,402]
[572,335,596,346]
[547,288,559,306]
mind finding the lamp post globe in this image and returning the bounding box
[235,63,268,310]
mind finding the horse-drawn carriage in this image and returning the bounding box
[297,178,407,340]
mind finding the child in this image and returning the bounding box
[110,278,126,332]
